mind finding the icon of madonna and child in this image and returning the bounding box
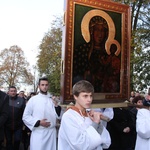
[73,9,121,93]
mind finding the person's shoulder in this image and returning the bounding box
[130,107,137,116]
[25,95,37,106]
[130,106,136,111]
[28,94,38,101]
[17,96,25,101]
[139,108,148,111]
[0,90,8,100]
[0,90,7,96]
[62,109,79,119]
[138,108,149,115]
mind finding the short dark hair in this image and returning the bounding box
[30,92,36,96]
[132,96,144,104]
[38,77,49,85]
[9,86,16,90]
[72,80,94,97]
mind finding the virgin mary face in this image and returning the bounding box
[93,24,106,46]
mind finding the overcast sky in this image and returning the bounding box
[0,0,64,67]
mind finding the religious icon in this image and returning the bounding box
[61,0,131,104]
[73,9,121,93]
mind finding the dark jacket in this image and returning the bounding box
[5,95,25,130]
[0,91,9,141]
[130,107,138,149]
[107,108,134,150]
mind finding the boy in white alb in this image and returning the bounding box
[58,80,111,150]
[135,93,150,150]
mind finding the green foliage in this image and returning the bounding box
[114,1,150,92]
[130,0,150,92]
[37,16,62,95]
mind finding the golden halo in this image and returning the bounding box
[81,9,121,56]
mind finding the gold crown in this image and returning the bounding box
[89,16,108,28]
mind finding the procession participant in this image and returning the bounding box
[106,107,134,150]
[130,96,144,149]
[5,86,25,150]
[92,107,114,128]
[0,90,9,150]
[135,92,150,150]
[58,80,111,150]
[23,77,60,150]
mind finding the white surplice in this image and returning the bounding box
[22,93,58,150]
[135,108,150,150]
[58,109,111,150]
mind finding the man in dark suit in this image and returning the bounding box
[0,90,9,150]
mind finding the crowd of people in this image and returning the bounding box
[0,77,61,150]
[0,78,150,150]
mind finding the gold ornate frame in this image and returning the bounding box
[61,0,131,104]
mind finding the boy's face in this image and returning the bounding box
[74,92,93,110]
[137,100,143,106]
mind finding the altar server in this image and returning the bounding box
[23,77,60,150]
[58,80,111,150]
[135,93,150,150]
